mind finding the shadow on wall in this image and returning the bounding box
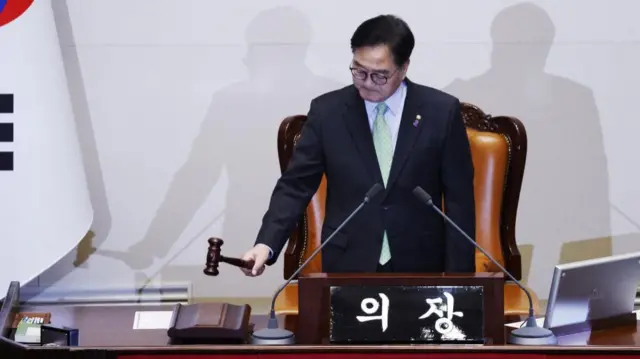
[557,203,640,264]
[35,3,615,298]
[56,0,112,266]
[22,0,113,296]
[93,6,344,293]
[558,236,612,265]
[442,2,612,280]
[518,244,534,286]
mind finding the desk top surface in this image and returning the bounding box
[7,303,640,353]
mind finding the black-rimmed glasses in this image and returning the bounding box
[349,66,398,85]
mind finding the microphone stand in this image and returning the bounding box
[412,186,557,346]
[251,183,383,345]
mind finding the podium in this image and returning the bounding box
[3,275,640,358]
[203,237,507,345]
[295,272,505,345]
[2,239,640,357]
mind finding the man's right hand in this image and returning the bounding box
[241,244,271,276]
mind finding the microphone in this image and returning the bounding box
[412,186,557,346]
[251,183,384,345]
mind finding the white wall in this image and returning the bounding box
[33,0,640,301]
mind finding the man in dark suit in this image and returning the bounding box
[241,14,476,276]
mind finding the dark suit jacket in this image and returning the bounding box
[256,79,476,273]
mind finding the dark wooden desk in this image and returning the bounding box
[2,304,640,358]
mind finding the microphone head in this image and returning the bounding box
[412,186,433,205]
[365,183,384,201]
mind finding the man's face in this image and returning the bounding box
[351,45,407,102]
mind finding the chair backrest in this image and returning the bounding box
[276,103,527,280]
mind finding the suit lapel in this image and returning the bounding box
[343,86,385,185]
[385,80,427,194]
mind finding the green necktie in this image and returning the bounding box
[372,102,392,265]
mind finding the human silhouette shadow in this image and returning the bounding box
[111,6,343,271]
[443,3,611,268]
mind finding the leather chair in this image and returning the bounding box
[273,102,540,327]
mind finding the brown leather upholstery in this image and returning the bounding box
[274,103,540,321]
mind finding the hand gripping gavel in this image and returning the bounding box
[203,237,254,276]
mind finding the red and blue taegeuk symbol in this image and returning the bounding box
[0,0,34,27]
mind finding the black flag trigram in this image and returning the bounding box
[0,93,14,171]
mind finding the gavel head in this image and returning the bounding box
[203,237,223,276]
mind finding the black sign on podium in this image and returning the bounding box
[329,285,485,344]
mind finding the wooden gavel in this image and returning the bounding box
[203,237,254,276]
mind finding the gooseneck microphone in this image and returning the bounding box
[251,183,384,345]
[412,186,557,346]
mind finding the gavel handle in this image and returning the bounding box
[220,255,254,270]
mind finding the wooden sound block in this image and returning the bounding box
[167,302,252,344]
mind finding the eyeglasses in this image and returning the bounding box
[349,66,398,85]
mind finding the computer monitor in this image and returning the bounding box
[543,251,640,329]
